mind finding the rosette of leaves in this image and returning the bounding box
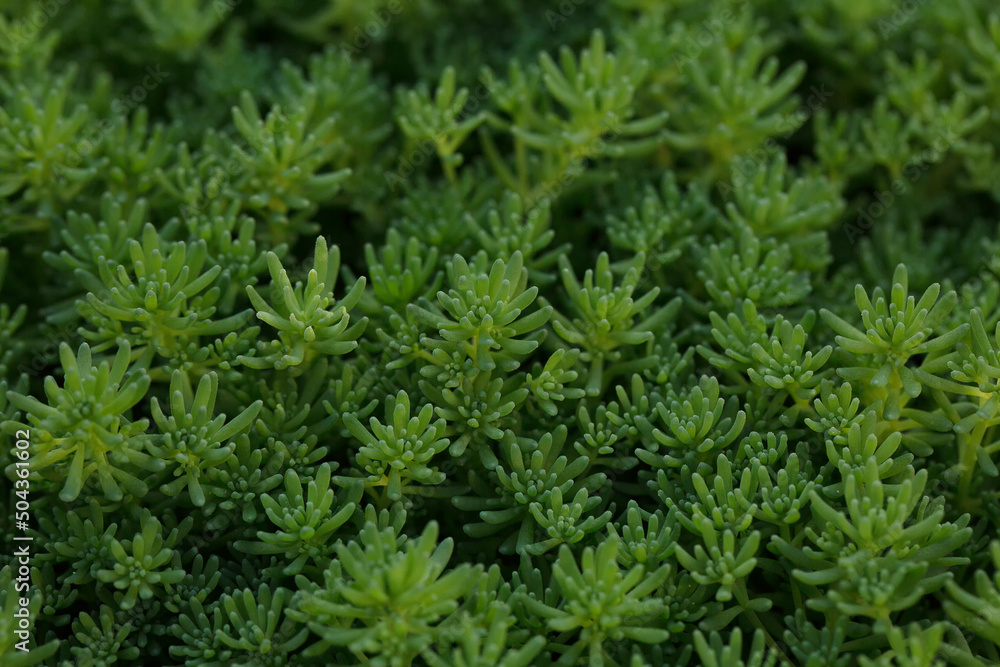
[804,381,868,450]
[420,370,529,456]
[63,605,141,665]
[608,500,680,571]
[691,628,779,667]
[4,341,159,501]
[743,450,817,526]
[635,375,747,473]
[693,225,811,312]
[180,204,284,312]
[450,564,520,636]
[858,623,950,667]
[519,536,672,666]
[73,223,252,366]
[526,486,614,555]
[605,171,714,284]
[390,171,490,256]
[130,0,225,58]
[38,499,117,586]
[673,519,763,605]
[168,597,228,666]
[619,364,683,452]
[661,31,807,177]
[575,397,630,465]
[194,433,283,532]
[481,30,669,203]
[272,47,393,207]
[95,514,189,611]
[289,520,482,666]
[214,585,309,665]
[468,192,568,286]
[821,411,912,489]
[699,300,833,425]
[453,426,608,555]
[697,299,773,384]
[546,251,681,395]
[395,65,488,183]
[773,465,972,626]
[919,308,1000,498]
[722,150,844,272]
[343,389,452,505]
[821,263,968,422]
[42,194,147,283]
[90,581,167,659]
[322,360,381,439]
[360,228,441,313]
[422,601,548,667]
[235,463,361,576]
[780,609,849,667]
[0,68,100,217]
[146,369,262,507]
[661,454,756,537]
[238,358,350,479]
[408,250,551,377]
[524,348,587,417]
[227,90,353,240]
[98,106,175,205]
[241,235,367,370]
[163,551,222,615]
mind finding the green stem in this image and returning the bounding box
[958,419,987,501]
[178,368,194,400]
[440,152,457,185]
[585,355,604,397]
[734,579,791,664]
[515,135,528,198]
[480,128,520,193]
[779,524,804,611]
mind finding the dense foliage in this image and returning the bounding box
[3,0,1000,665]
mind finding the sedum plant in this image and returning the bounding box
[521,536,671,665]
[396,66,488,184]
[4,341,159,502]
[148,369,262,507]
[234,462,361,576]
[4,1,1000,665]
[94,513,189,611]
[343,389,451,504]
[546,251,680,395]
[409,250,551,377]
[242,235,367,371]
[289,520,482,666]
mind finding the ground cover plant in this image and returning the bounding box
[3,0,1000,665]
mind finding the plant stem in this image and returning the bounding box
[780,524,804,611]
[734,579,791,664]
